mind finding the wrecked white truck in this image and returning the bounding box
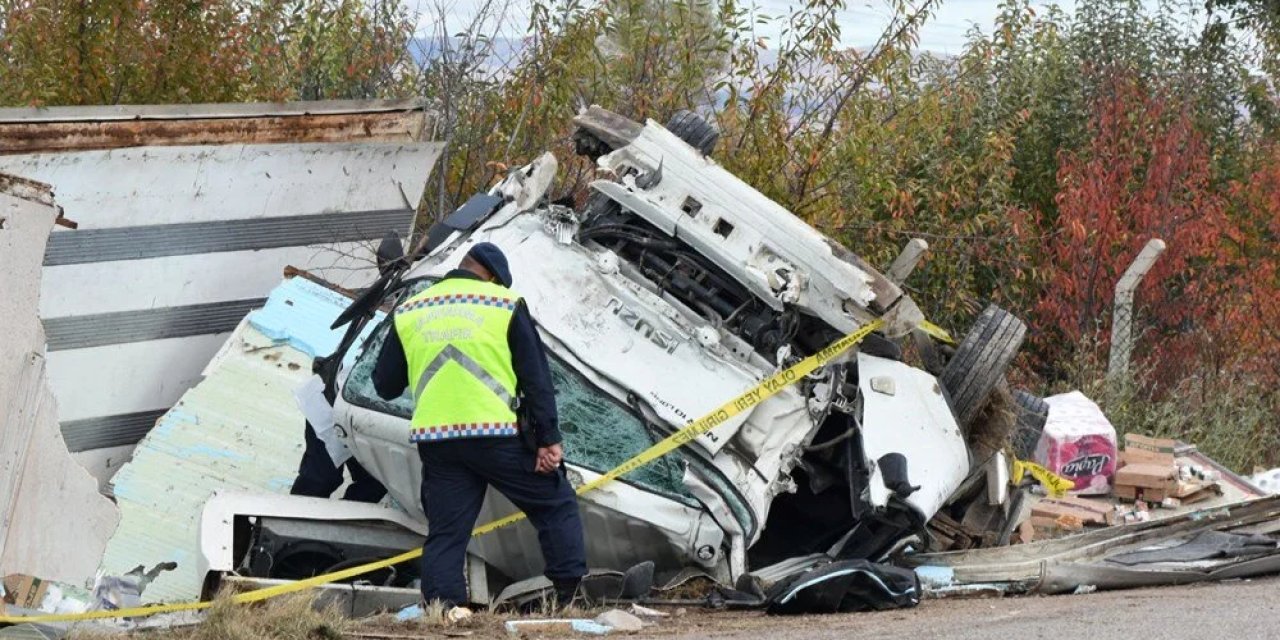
[200,107,1026,604]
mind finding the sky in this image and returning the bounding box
[408,0,1079,56]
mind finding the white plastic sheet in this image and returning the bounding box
[294,375,352,466]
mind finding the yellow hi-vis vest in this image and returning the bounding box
[393,277,521,443]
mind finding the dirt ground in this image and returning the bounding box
[352,577,1280,640]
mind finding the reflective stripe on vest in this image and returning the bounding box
[393,278,520,443]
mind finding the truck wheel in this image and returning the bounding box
[1010,389,1049,460]
[940,305,1027,430]
[666,110,719,156]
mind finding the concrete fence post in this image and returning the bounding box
[887,238,929,285]
[1108,238,1167,380]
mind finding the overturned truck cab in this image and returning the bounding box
[203,107,1021,601]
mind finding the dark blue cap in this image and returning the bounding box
[466,242,512,287]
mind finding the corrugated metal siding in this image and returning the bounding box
[60,409,168,453]
[99,277,382,603]
[44,298,265,352]
[0,105,440,465]
[43,209,414,266]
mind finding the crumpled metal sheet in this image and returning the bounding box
[98,277,379,603]
[0,174,120,586]
[1106,530,1278,566]
[906,495,1280,596]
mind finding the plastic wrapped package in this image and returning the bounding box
[1034,391,1118,495]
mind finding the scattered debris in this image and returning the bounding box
[1032,496,1117,526]
[764,560,921,615]
[91,562,177,611]
[2,575,47,612]
[393,604,423,622]
[594,609,645,633]
[627,604,667,619]
[904,494,1280,596]
[504,618,613,636]
[1111,435,1224,507]
[1251,468,1280,495]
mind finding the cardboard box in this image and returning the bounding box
[1114,484,1169,502]
[2,574,48,611]
[1115,463,1175,488]
[1034,496,1116,522]
[1030,514,1085,532]
[1120,448,1173,467]
[1014,520,1036,544]
[1172,481,1223,504]
[1123,434,1181,466]
[1038,496,1118,525]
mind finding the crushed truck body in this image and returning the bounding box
[331,108,993,591]
[194,107,1026,602]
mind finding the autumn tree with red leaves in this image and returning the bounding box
[1028,73,1232,384]
[1215,149,1280,387]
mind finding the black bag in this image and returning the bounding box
[764,559,921,615]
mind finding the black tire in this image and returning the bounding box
[939,305,1027,429]
[1010,389,1049,460]
[666,110,719,156]
[860,332,903,361]
[911,328,946,376]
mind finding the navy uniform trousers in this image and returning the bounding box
[290,420,387,503]
[417,437,587,606]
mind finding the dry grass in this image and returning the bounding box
[354,606,508,639]
[969,384,1018,464]
[65,590,619,640]
[349,596,609,639]
[68,593,348,640]
[190,594,348,640]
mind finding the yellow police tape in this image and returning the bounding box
[0,318,885,626]
[1011,458,1076,498]
[917,320,955,345]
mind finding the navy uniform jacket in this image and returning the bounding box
[371,270,562,447]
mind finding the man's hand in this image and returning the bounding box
[535,443,563,474]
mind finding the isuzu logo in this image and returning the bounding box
[605,297,680,354]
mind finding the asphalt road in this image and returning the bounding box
[654,577,1280,640]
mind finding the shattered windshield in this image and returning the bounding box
[341,286,696,505]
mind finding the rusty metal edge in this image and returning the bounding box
[0,98,428,123]
[0,172,54,206]
[0,100,435,153]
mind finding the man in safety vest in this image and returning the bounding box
[371,242,587,612]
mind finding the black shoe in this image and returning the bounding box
[552,578,582,610]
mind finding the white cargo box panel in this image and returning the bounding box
[0,100,442,477]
